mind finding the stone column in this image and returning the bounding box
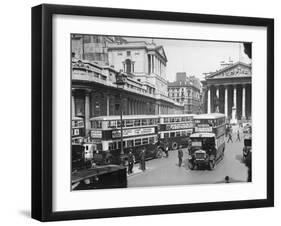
[85,92,91,135]
[150,55,153,74]
[152,55,155,73]
[242,85,246,120]
[224,86,228,117]
[207,87,211,113]
[106,95,110,116]
[216,86,220,113]
[72,95,75,117]
[233,85,237,108]
[230,85,237,124]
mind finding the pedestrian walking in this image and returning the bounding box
[139,148,146,171]
[227,132,233,143]
[178,146,183,167]
[245,149,252,182]
[127,150,134,174]
[163,141,169,158]
[236,130,241,142]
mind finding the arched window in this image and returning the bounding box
[125,59,132,74]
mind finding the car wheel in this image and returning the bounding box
[156,148,163,159]
[172,142,178,150]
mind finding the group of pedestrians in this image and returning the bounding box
[127,144,184,175]
[127,148,146,175]
[227,128,241,143]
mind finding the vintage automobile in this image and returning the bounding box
[188,133,225,170]
[71,164,127,190]
[243,135,252,161]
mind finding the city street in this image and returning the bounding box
[128,126,248,187]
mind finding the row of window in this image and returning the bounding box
[168,92,200,98]
[194,118,225,127]
[118,51,139,56]
[108,136,156,150]
[163,116,193,123]
[162,130,192,139]
[91,117,194,128]
[91,118,159,129]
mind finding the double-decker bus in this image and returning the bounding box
[157,114,195,151]
[188,113,226,170]
[72,117,85,144]
[89,115,161,164]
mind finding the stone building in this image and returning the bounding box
[71,35,184,134]
[107,40,168,98]
[168,73,202,114]
[71,34,127,65]
[201,61,252,123]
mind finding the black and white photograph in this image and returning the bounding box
[71,34,252,190]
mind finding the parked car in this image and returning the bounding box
[243,135,252,161]
[71,165,127,190]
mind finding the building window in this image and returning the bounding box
[125,59,132,74]
[126,51,131,56]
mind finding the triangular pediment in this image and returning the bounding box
[155,46,167,62]
[207,62,251,79]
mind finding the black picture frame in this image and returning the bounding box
[32,4,274,222]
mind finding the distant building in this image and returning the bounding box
[168,73,202,114]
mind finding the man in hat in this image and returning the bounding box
[178,146,183,167]
[139,148,146,171]
[127,149,134,174]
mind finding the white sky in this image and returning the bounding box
[126,37,251,82]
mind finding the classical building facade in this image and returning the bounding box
[107,41,168,97]
[71,35,184,134]
[202,61,252,123]
[168,73,202,114]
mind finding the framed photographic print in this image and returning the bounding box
[31,4,274,221]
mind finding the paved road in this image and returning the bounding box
[128,127,248,188]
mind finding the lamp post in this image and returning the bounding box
[115,70,127,165]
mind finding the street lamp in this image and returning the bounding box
[115,70,127,165]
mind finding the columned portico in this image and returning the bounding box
[202,62,252,123]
